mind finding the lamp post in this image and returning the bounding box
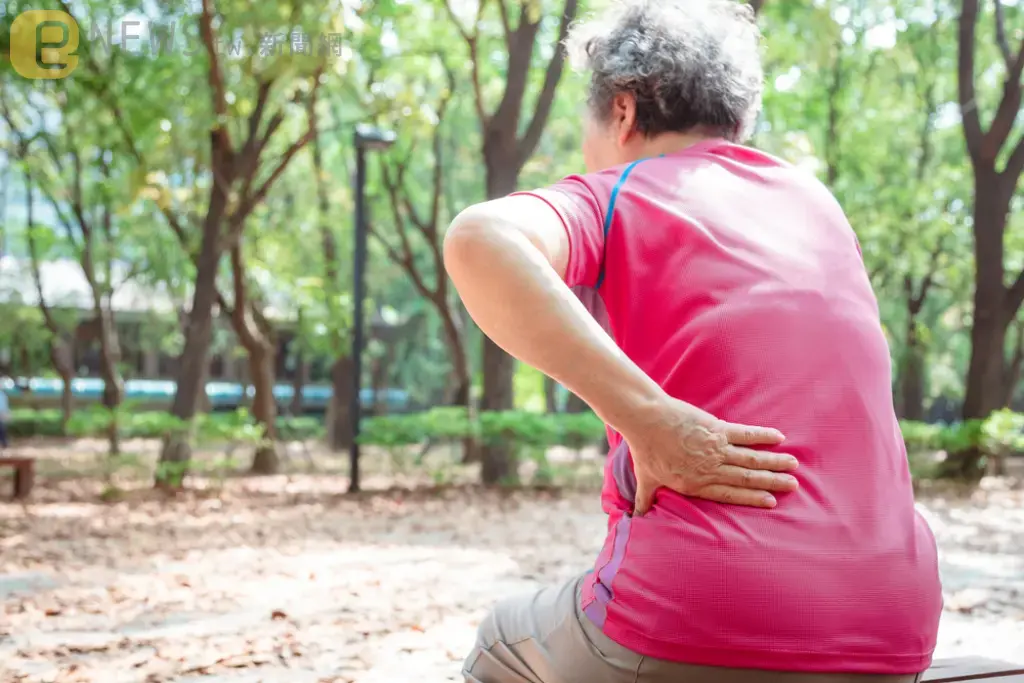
[349,124,396,493]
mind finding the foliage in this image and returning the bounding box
[1,0,1023,485]
[900,409,1024,460]
[357,408,605,451]
[8,407,324,442]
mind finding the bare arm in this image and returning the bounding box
[444,196,663,433]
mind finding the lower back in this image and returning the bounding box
[603,294,942,670]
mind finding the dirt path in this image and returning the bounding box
[1,478,1022,682]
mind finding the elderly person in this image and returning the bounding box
[444,0,943,682]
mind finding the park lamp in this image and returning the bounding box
[349,123,396,494]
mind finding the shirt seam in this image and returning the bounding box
[595,158,648,289]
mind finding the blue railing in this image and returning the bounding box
[0,377,410,412]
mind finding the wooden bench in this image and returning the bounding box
[925,658,1024,683]
[0,457,35,499]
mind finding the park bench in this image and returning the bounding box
[925,657,1024,683]
[0,456,35,499]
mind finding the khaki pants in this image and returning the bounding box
[463,573,923,683]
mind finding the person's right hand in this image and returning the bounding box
[620,395,800,515]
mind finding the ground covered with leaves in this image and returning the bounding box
[1,466,1023,682]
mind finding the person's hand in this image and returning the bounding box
[621,396,799,515]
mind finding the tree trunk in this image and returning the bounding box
[481,338,516,484]
[478,169,519,485]
[900,314,926,422]
[157,188,229,483]
[92,154,124,456]
[544,376,558,413]
[247,339,279,474]
[226,244,280,474]
[439,310,470,408]
[950,181,1010,479]
[438,305,479,462]
[95,307,124,456]
[327,356,354,451]
[53,343,75,433]
[565,391,588,414]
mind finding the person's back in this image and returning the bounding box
[569,140,942,672]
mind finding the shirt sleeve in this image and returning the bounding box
[513,174,607,288]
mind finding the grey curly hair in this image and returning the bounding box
[566,0,764,143]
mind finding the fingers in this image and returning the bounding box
[695,484,779,508]
[634,476,655,516]
[722,446,799,471]
[723,422,785,446]
[715,464,798,492]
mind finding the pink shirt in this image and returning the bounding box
[518,139,942,673]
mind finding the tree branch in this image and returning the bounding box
[1006,133,1024,182]
[958,0,984,164]
[234,80,275,186]
[0,101,83,252]
[497,0,514,46]
[994,0,1014,68]
[228,74,323,240]
[983,46,1024,157]
[24,173,60,333]
[200,0,232,156]
[912,236,947,311]
[441,0,490,125]
[1007,265,1024,319]
[517,0,579,169]
[381,164,421,268]
[46,8,193,250]
[429,57,458,233]
[1007,319,1024,405]
[367,215,433,301]
[229,242,266,350]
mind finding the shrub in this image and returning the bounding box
[358,408,606,451]
[900,412,1024,458]
[7,408,65,437]
[7,407,325,443]
[276,416,326,441]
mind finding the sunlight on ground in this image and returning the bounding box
[1,468,1022,682]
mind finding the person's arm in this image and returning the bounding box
[444,194,798,512]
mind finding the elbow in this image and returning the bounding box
[443,204,496,277]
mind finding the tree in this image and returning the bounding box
[227,234,280,474]
[307,90,354,454]
[0,100,79,431]
[376,59,471,411]
[57,0,328,480]
[22,177,76,430]
[955,0,1024,476]
[3,92,134,453]
[443,0,580,484]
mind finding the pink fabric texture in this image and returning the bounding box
[514,140,942,673]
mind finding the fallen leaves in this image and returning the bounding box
[1,472,1022,681]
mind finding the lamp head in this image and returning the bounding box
[354,123,397,151]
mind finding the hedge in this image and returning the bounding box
[4,406,1023,458]
[5,407,325,443]
[355,408,606,450]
